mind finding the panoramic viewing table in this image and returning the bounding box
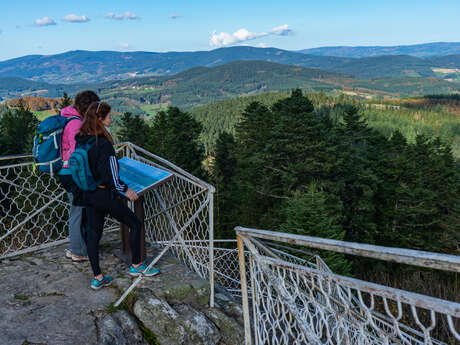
[117,157,173,263]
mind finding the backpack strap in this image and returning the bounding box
[67,116,82,122]
[84,136,97,150]
[61,116,83,165]
[64,116,82,129]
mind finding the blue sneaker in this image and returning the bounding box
[129,261,160,277]
[91,275,113,290]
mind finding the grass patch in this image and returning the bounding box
[99,242,117,252]
[139,321,161,345]
[34,110,56,121]
[14,294,28,300]
[41,291,65,297]
[106,291,136,314]
[105,302,125,314]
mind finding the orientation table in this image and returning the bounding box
[117,157,173,264]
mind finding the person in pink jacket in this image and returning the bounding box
[58,90,100,262]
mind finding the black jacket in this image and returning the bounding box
[76,134,128,195]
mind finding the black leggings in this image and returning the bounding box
[84,189,142,276]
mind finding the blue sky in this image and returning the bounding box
[0,0,459,61]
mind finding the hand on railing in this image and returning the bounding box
[125,188,139,201]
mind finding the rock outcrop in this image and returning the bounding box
[0,232,244,345]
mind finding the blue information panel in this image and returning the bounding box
[118,157,173,195]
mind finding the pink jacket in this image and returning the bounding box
[60,106,83,168]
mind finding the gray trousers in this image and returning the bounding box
[67,192,88,256]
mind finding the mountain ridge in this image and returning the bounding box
[299,42,460,58]
[3,60,459,111]
[2,46,460,84]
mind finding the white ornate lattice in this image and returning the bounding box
[0,143,216,306]
[236,228,460,345]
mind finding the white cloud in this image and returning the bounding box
[270,24,293,36]
[34,17,56,27]
[106,12,124,20]
[210,24,293,47]
[210,28,267,47]
[170,14,182,19]
[106,12,139,20]
[124,12,138,20]
[257,43,268,48]
[63,14,90,23]
[120,42,131,49]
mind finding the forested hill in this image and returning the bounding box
[95,60,460,113]
[96,60,346,112]
[299,42,460,58]
[3,60,460,111]
[2,46,460,83]
[0,77,82,100]
[190,92,460,158]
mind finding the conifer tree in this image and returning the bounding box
[0,102,38,155]
[148,107,204,178]
[280,184,351,275]
[118,112,151,148]
[58,92,72,112]
[336,105,379,243]
[212,131,237,238]
[231,101,275,228]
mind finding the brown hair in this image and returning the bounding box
[79,101,114,144]
[74,90,100,116]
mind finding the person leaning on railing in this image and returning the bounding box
[75,101,160,290]
[58,90,100,263]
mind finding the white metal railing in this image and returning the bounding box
[235,227,460,345]
[0,142,216,306]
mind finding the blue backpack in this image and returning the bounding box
[68,137,102,191]
[32,115,80,175]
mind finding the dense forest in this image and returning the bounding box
[190,92,460,159]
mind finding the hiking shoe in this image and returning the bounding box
[90,276,113,290]
[72,254,89,263]
[129,262,160,277]
[66,248,89,262]
[65,249,73,260]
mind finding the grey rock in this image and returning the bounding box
[204,308,244,345]
[98,310,147,345]
[175,304,220,345]
[0,233,245,345]
[134,295,186,345]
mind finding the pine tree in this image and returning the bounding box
[148,107,204,178]
[57,92,72,113]
[231,101,276,228]
[336,105,380,243]
[118,112,151,148]
[280,183,351,275]
[0,102,38,155]
[211,132,237,238]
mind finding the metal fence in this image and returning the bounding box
[0,142,216,306]
[235,227,460,345]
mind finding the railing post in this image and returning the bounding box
[237,231,252,345]
[208,189,215,307]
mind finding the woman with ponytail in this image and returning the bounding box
[77,101,160,290]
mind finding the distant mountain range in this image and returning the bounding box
[299,42,460,58]
[1,46,460,84]
[3,60,459,111]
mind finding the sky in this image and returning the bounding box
[0,0,459,61]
